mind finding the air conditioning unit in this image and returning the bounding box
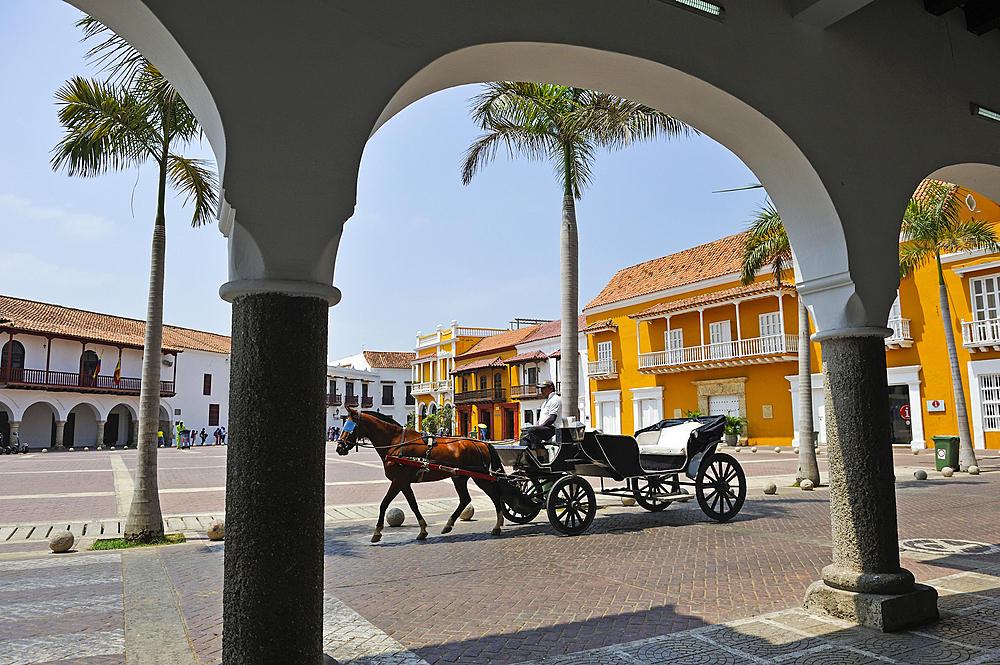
[162,358,173,367]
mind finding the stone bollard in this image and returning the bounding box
[207,520,226,541]
[914,469,927,480]
[386,508,405,527]
[621,496,636,506]
[49,530,74,553]
[763,482,777,495]
[941,467,954,477]
[969,466,980,475]
[800,479,815,491]
[460,504,475,520]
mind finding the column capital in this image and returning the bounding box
[812,327,892,343]
[220,279,341,306]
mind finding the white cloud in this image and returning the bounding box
[0,193,114,239]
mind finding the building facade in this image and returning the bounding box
[584,182,1000,451]
[411,322,506,431]
[0,295,231,450]
[327,350,416,426]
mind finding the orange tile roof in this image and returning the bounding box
[505,350,549,364]
[584,232,749,310]
[630,282,794,319]
[582,319,617,333]
[363,350,416,369]
[459,326,539,358]
[452,356,505,373]
[519,315,587,343]
[0,295,230,354]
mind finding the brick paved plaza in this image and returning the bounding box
[1,445,999,664]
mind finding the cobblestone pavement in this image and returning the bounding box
[0,448,998,664]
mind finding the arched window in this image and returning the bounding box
[1,340,25,382]
[430,404,437,415]
[420,404,427,418]
[80,350,99,386]
[1,341,25,368]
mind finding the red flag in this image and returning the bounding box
[113,355,121,386]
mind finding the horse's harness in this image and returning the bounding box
[338,414,491,478]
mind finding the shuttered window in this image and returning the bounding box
[203,374,212,395]
[208,404,220,426]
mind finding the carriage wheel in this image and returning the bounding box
[501,477,544,524]
[546,476,597,535]
[696,453,746,522]
[630,475,679,512]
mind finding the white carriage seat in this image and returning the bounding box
[636,421,704,456]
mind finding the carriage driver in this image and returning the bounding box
[520,380,561,461]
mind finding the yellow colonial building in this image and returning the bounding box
[584,182,1000,451]
[411,321,506,430]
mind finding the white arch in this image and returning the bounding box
[108,401,140,421]
[927,164,1000,205]
[68,399,103,420]
[373,42,847,292]
[22,398,67,421]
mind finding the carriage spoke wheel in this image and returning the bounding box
[546,476,596,536]
[502,477,544,524]
[696,453,747,522]
[630,475,679,512]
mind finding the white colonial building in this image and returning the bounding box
[327,350,416,428]
[0,295,231,450]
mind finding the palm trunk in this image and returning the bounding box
[796,298,820,484]
[560,194,579,421]
[125,128,170,542]
[937,255,977,471]
[124,221,166,540]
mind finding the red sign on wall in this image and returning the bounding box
[899,404,911,420]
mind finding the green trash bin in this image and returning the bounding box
[932,435,960,471]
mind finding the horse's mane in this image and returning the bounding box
[361,410,402,427]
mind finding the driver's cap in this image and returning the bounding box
[538,380,555,391]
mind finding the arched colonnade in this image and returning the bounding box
[60,1,1000,661]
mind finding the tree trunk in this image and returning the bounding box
[939,275,977,471]
[560,194,579,421]
[796,298,820,484]
[124,223,166,541]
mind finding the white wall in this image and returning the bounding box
[170,349,231,434]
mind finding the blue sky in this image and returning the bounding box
[2,1,764,359]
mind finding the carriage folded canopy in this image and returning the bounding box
[633,415,726,457]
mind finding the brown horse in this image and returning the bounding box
[336,408,531,542]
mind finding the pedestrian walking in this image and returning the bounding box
[157,430,164,447]
[220,426,226,445]
[199,428,208,446]
[214,427,221,445]
[175,421,183,449]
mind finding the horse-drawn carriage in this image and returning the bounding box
[336,409,747,541]
[493,414,747,535]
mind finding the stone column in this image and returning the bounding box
[803,333,938,631]
[53,420,66,450]
[223,293,328,665]
[96,420,106,450]
[129,420,137,447]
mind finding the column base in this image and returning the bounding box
[803,580,938,632]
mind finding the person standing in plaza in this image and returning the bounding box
[520,381,562,461]
[199,428,207,446]
[175,421,183,449]
[220,426,226,445]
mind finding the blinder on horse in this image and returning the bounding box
[336,418,358,455]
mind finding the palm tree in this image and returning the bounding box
[463,82,695,421]
[740,202,820,485]
[900,181,1000,472]
[52,18,218,541]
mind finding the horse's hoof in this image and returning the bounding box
[441,525,452,534]
[371,534,382,543]
[491,528,502,536]
[416,532,428,540]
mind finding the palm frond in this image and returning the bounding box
[77,16,148,86]
[461,122,556,185]
[51,76,158,176]
[740,202,790,286]
[167,156,219,227]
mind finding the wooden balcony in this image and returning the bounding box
[962,317,1000,352]
[345,395,359,406]
[327,394,342,406]
[0,367,175,396]
[361,396,374,408]
[510,383,561,400]
[454,388,506,405]
[638,334,798,373]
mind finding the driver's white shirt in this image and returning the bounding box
[539,392,562,425]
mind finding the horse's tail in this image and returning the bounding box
[484,441,505,476]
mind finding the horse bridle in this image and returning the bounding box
[335,414,420,456]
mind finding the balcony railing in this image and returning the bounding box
[885,317,913,348]
[510,383,560,400]
[454,388,507,405]
[345,395,359,406]
[0,367,174,395]
[411,382,435,395]
[587,359,618,378]
[327,394,342,406]
[361,396,374,408]
[435,380,451,392]
[638,334,798,372]
[962,317,1000,350]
